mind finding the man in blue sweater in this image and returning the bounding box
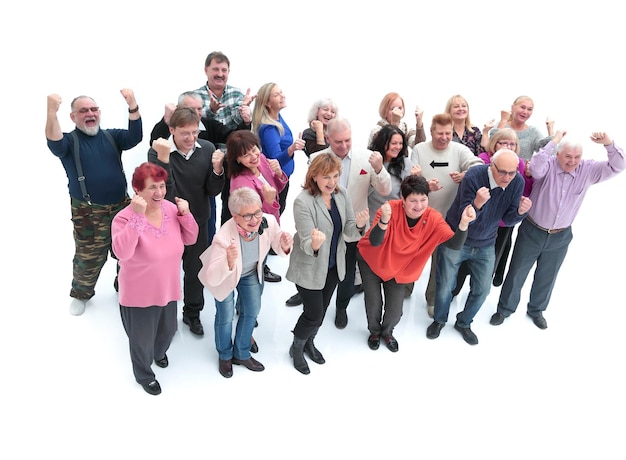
[46,90,143,316]
[426,149,532,344]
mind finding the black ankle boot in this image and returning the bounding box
[304,328,325,364]
[289,336,310,375]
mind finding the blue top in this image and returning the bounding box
[47,118,143,205]
[257,113,295,176]
[446,164,525,247]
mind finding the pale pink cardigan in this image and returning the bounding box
[198,214,290,301]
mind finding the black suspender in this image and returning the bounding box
[71,130,121,206]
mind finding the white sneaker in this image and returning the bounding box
[427,305,434,319]
[69,298,87,316]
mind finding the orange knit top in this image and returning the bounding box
[357,199,453,283]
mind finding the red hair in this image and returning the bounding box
[132,162,168,191]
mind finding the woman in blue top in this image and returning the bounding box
[252,82,305,216]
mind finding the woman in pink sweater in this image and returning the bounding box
[112,161,198,395]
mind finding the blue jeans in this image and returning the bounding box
[214,272,263,361]
[434,244,495,328]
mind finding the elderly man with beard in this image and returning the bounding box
[46,89,143,316]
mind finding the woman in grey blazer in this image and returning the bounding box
[286,153,369,375]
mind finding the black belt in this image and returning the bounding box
[526,216,567,234]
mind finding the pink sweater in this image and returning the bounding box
[230,154,288,223]
[112,201,199,307]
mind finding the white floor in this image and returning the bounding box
[4,160,625,459]
[4,2,626,456]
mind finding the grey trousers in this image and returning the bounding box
[120,301,177,385]
[358,252,408,337]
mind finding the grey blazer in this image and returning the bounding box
[286,187,362,290]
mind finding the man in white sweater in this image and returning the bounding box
[411,113,483,317]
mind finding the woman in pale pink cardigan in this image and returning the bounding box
[227,130,288,284]
[112,161,198,395]
[198,187,292,378]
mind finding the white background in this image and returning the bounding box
[2,1,625,459]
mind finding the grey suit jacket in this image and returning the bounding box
[312,147,392,242]
[286,187,362,290]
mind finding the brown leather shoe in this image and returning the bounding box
[232,357,265,372]
[219,359,233,378]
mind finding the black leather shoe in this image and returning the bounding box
[154,354,168,368]
[264,265,281,283]
[367,333,380,350]
[219,359,233,378]
[490,312,506,326]
[528,312,548,329]
[426,321,444,339]
[454,322,478,345]
[383,335,399,352]
[335,308,348,329]
[141,380,161,395]
[250,339,259,354]
[232,357,265,372]
[285,293,302,307]
[183,316,204,336]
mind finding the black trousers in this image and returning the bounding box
[182,222,209,319]
[293,266,338,340]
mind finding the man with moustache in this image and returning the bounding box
[194,51,255,132]
[191,52,282,281]
[46,89,142,316]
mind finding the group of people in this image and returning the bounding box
[46,51,625,394]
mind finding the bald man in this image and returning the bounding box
[427,149,532,345]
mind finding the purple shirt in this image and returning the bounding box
[528,141,625,229]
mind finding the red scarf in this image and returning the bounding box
[357,200,453,283]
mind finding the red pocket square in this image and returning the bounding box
[359,169,368,175]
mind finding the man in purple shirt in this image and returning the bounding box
[490,130,625,329]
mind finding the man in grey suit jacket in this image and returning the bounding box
[284,118,392,328]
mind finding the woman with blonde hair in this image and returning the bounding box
[493,95,554,160]
[252,82,305,216]
[445,94,490,156]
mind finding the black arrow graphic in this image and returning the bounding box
[430,161,449,168]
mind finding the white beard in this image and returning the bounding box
[79,125,100,136]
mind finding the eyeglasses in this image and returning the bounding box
[75,107,100,114]
[238,209,263,221]
[497,141,517,148]
[179,130,200,139]
[492,162,517,178]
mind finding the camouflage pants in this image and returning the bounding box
[69,196,130,300]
